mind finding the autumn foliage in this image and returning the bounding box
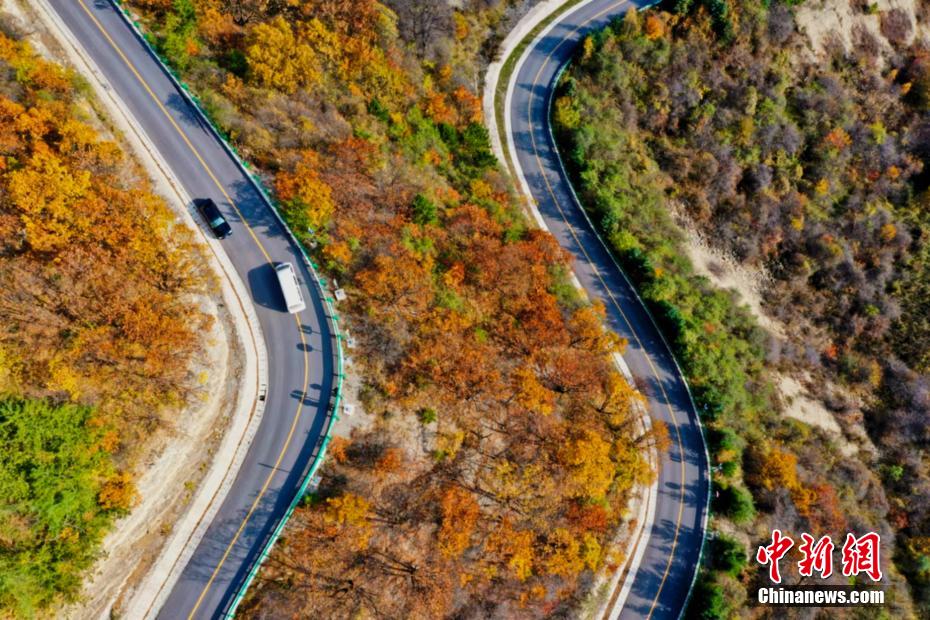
[125,0,657,615]
[0,30,209,615]
[555,2,930,617]
[0,38,209,422]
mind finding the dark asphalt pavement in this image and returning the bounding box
[51,0,707,617]
[506,1,710,618]
[45,0,337,617]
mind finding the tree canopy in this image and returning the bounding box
[125,0,658,615]
[555,1,930,616]
[0,26,209,616]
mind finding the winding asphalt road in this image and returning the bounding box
[506,1,709,618]
[45,0,337,617]
[48,0,703,617]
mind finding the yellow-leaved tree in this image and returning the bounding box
[560,428,615,501]
[273,150,336,232]
[246,16,320,93]
[8,150,91,252]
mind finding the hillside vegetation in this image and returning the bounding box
[555,0,930,616]
[0,25,209,616]
[125,0,661,616]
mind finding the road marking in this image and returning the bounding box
[185,312,310,618]
[522,2,689,617]
[72,1,314,616]
[77,0,272,264]
[81,0,689,615]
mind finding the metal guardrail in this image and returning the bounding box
[546,48,711,620]
[110,1,709,617]
[107,2,346,616]
[494,2,711,616]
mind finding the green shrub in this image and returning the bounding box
[418,407,437,424]
[0,398,126,615]
[368,98,390,123]
[159,0,198,71]
[412,194,438,225]
[709,533,747,577]
[713,484,756,524]
[686,572,731,620]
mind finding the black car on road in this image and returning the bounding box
[195,198,232,239]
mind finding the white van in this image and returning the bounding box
[275,262,306,313]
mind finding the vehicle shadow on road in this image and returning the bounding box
[247,263,284,312]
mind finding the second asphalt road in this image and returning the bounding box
[505,1,710,618]
[51,0,708,617]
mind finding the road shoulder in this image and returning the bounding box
[16,1,270,617]
[481,2,659,617]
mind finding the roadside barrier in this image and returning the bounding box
[108,2,346,616]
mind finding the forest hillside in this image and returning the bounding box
[554,0,930,616]
[123,0,660,616]
[0,19,211,616]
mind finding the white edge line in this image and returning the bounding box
[100,3,348,616]
[500,2,660,616]
[496,2,712,618]
[28,1,271,618]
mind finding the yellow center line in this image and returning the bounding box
[185,312,309,618]
[73,1,313,617]
[77,0,271,264]
[522,2,688,617]
[82,0,690,615]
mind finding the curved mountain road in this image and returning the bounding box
[48,0,706,617]
[44,0,338,618]
[505,1,710,618]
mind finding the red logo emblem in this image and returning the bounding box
[756,529,795,584]
[756,530,884,583]
[841,532,882,582]
[798,533,835,579]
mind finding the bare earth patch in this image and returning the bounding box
[677,220,873,457]
[329,352,373,440]
[1,1,248,616]
[777,373,859,456]
[680,224,783,337]
[795,0,930,61]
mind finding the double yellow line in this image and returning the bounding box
[522,1,690,617]
[73,1,312,617]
